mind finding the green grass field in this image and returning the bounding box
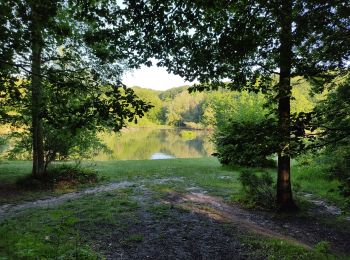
[0,157,346,209]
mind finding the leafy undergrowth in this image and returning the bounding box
[293,164,349,210]
[48,164,99,184]
[237,170,276,210]
[16,164,100,191]
[0,163,101,204]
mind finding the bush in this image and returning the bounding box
[8,126,111,171]
[0,135,6,147]
[238,170,276,210]
[213,120,278,167]
[16,164,99,190]
[45,164,99,185]
[323,145,350,197]
[308,80,350,199]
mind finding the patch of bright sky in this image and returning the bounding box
[122,64,193,91]
[115,0,195,91]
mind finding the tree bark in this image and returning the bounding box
[30,2,45,177]
[277,0,297,211]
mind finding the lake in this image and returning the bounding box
[96,128,215,160]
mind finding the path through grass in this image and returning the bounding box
[0,158,349,259]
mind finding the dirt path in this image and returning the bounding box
[0,181,134,221]
[88,185,350,259]
[0,177,184,222]
[163,190,350,255]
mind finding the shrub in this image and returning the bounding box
[238,170,276,210]
[8,126,111,172]
[46,164,99,186]
[16,164,99,190]
[308,80,350,199]
[213,119,278,167]
[324,145,350,197]
[0,135,6,147]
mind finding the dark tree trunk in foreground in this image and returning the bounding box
[277,0,296,210]
[30,2,45,177]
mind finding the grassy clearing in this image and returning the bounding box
[0,184,335,259]
[0,158,348,259]
[93,158,243,199]
[0,158,346,209]
[0,188,140,259]
[1,203,100,259]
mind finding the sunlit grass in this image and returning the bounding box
[0,158,346,208]
[0,160,32,183]
[292,164,344,208]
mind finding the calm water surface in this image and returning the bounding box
[96,128,214,160]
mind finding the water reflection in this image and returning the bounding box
[150,152,174,160]
[96,128,214,160]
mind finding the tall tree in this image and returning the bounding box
[0,0,151,177]
[124,0,350,209]
[29,0,47,176]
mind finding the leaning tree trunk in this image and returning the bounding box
[30,2,45,178]
[277,0,296,210]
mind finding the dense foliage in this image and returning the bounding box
[239,171,276,210]
[214,120,277,167]
[305,77,350,198]
[132,86,269,128]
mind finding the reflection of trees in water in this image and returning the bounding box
[186,137,204,152]
[159,148,175,157]
[157,129,169,142]
[95,128,214,160]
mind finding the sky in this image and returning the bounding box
[122,65,193,91]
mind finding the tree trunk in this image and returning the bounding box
[277,0,297,211]
[30,2,45,177]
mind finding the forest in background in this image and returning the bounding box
[130,78,320,130]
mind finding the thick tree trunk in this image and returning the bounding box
[277,0,297,211]
[30,3,45,177]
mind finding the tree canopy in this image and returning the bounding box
[124,0,350,209]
